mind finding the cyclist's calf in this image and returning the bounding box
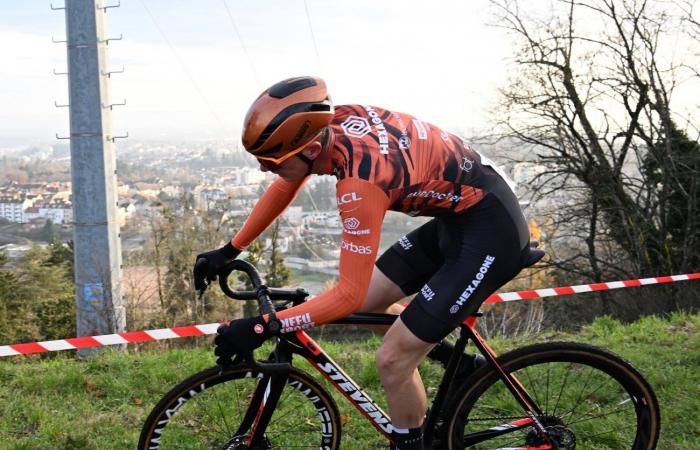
[376,317,434,429]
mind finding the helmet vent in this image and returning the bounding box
[251,102,320,150]
[309,102,332,112]
[268,77,317,99]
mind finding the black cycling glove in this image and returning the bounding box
[214,316,279,367]
[193,241,241,293]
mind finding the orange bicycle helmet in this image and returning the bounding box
[242,76,334,164]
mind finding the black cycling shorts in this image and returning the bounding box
[376,192,530,343]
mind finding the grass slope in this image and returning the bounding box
[0,313,698,449]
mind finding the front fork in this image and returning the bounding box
[237,372,289,448]
[235,341,292,448]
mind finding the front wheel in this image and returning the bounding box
[138,364,342,449]
[442,342,660,450]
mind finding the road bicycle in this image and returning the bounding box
[139,254,660,449]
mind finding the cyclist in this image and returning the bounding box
[194,76,530,450]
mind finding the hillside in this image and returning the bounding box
[0,313,698,449]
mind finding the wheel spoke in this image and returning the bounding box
[522,364,541,409]
[560,373,623,424]
[139,367,339,449]
[566,404,633,426]
[448,345,658,450]
[556,365,600,421]
[551,362,574,417]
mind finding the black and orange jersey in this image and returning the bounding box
[231,104,519,334]
[329,104,515,217]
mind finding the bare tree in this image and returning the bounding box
[679,0,700,77]
[140,193,245,336]
[488,0,700,317]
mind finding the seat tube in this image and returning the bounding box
[423,328,469,448]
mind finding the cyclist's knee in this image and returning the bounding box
[376,324,431,382]
[376,343,422,386]
[375,342,392,366]
[375,344,403,381]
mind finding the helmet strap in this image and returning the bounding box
[296,152,315,177]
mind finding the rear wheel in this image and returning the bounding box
[139,364,341,449]
[443,342,660,450]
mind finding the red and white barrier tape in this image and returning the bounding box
[0,324,221,357]
[2,272,699,357]
[484,272,700,304]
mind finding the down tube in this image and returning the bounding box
[292,330,395,438]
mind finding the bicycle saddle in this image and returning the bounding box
[524,241,545,268]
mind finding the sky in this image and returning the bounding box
[0,1,697,150]
[0,0,517,148]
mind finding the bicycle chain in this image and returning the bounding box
[468,415,529,422]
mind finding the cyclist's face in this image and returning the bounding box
[257,140,325,181]
[258,154,308,181]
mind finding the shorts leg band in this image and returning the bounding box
[400,300,453,343]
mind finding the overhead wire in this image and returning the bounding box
[303,0,323,74]
[232,178,324,262]
[220,0,261,89]
[300,1,330,259]
[137,0,230,136]
[216,2,326,263]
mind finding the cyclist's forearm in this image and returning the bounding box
[268,178,389,333]
[232,176,308,249]
[271,277,368,333]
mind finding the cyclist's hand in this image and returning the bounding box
[193,241,241,295]
[214,316,277,367]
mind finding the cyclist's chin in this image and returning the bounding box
[279,171,308,182]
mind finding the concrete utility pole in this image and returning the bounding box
[64,0,125,352]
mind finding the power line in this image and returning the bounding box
[229,178,323,261]
[137,0,230,136]
[220,0,261,89]
[303,0,323,74]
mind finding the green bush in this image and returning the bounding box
[0,241,75,345]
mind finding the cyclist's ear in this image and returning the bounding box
[302,141,324,160]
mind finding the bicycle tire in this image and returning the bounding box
[138,364,342,449]
[442,342,660,450]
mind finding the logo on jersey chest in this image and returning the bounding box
[363,105,390,155]
[340,116,371,138]
[412,119,428,140]
[407,189,463,202]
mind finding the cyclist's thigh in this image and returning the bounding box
[360,266,408,313]
[400,194,530,343]
[375,218,444,297]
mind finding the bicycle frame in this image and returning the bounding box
[237,312,554,450]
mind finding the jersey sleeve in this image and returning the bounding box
[231,176,308,250]
[274,178,390,333]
